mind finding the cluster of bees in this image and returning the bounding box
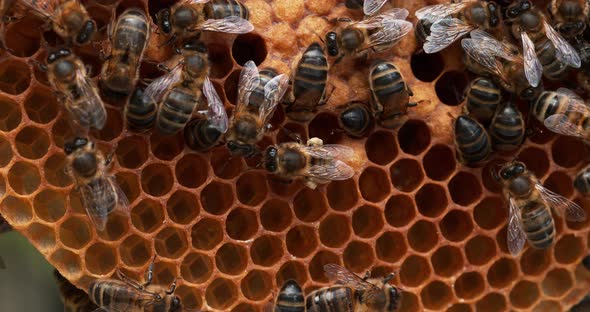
[3,0,590,311]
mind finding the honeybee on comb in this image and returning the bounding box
[532,88,590,141]
[547,0,589,39]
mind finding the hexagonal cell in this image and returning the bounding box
[251,235,284,267]
[131,198,165,234]
[326,178,359,212]
[166,190,199,225]
[50,116,75,149]
[208,43,234,79]
[447,303,472,312]
[260,199,293,232]
[27,222,56,252]
[277,261,308,286]
[520,248,551,276]
[205,277,238,310]
[473,196,507,230]
[411,51,445,82]
[50,248,82,279]
[276,122,308,145]
[475,293,507,312]
[0,59,31,95]
[175,285,202,311]
[151,259,179,288]
[543,268,574,298]
[455,271,485,300]
[518,147,550,178]
[236,171,267,206]
[175,154,208,189]
[365,131,398,165]
[201,181,234,215]
[359,166,390,203]
[309,250,340,282]
[465,235,496,266]
[115,136,149,169]
[97,212,129,242]
[421,280,454,310]
[180,252,214,284]
[309,112,342,144]
[33,189,66,223]
[544,171,574,200]
[415,183,447,218]
[232,302,258,312]
[58,215,92,250]
[510,280,540,309]
[408,220,438,252]
[293,188,328,222]
[268,175,303,198]
[552,136,585,168]
[210,146,245,180]
[398,119,431,155]
[390,158,424,193]
[43,153,71,187]
[435,70,468,105]
[148,131,184,161]
[8,161,41,195]
[376,231,406,263]
[487,257,518,288]
[15,126,50,160]
[225,207,258,240]
[554,234,583,264]
[140,163,174,197]
[352,205,384,238]
[384,194,416,227]
[93,107,123,142]
[319,214,351,248]
[215,242,248,276]
[440,210,473,242]
[155,226,189,259]
[241,269,272,301]
[448,171,482,206]
[431,245,464,278]
[4,16,42,57]
[191,218,224,251]
[115,172,141,204]
[86,244,117,277]
[0,96,21,132]
[232,32,267,66]
[343,241,374,273]
[533,300,562,312]
[423,144,456,181]
[1,195,33,226]
[23,86,58,124]
[0,136,12,168]
[286,225,318,258]
[119,234,152,268]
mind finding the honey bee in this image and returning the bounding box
[452,114,491,166]
[531,88,590,139]
[547,0,589,39]
[465,77,502,125]
[46,48,107,130]
[125,87,158,132]
[415,0,502,54]
[89,257,183,312]
[54,270,98,312]
[100,8,150,98]
[461,29,543,100]
[337,101,373,137]
[226,60,289,157]
[156,0,253,44]
[497,161,586,255]
[488,101,525,151]
[574,164,590,195]
[284,42,329,122]
[345,0,388,15]
[305,264,402,312]
[64,137,128,231]
[272,280,305,312]
[264,137,355,189]
[505,0,581,83]
[184,77,229,151]
[324,8,412,63]
[18,0,96,45]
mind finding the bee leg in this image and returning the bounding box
[27,58,47,72]
[166,278,178,295]
[142,255,157,288]
[319,84,337,106]
[281,127,303,143]
[157,63,172,72]
[362,270,371,281]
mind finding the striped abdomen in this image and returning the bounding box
[535,40,568,80]
[204,0,249,20]
[89,280,143,311]
[454,115,491,165]
[288,42,328,121]
[338,102,372,137]
[126,88,157,132]
[113,9,149,56]
[369,60,409,127]
[306,286,354,312]
[274,280,305,312]
[520,198,555,250]
[465,77,501,125]
[184,118,224,151]
[532,91,569,122]
[575,165,590,195]
[157,86,200,135]
[489,101,525,151]
[248,68,278,111]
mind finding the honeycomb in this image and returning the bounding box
[1,0,590,311]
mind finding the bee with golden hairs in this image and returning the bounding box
[45,48,106,130]
[89,257,183,312]
[225,60,289,157]
[156,0,253,45]
[533,88,590,140]
[496,161,586,255]
[100,8,150,98]
[547,0,589,39]
[64,137,128,231]
[264,137,354,189]
[324,8,412,63]
[345,0,388,15]
[461,29,543,100]
[415,0,502,54]
[305,264,402,311]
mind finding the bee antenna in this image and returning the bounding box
[382,273,395,284]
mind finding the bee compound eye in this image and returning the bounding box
[500,169,511,180]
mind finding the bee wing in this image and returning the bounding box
[183,0,211,4]
[363,0,388,16]
[200,77,229,133]
[556,87,584,101]
[543,114,588,138]
[109,176,129,213]
[536,183,587,222]
[303,144,355,159]
[323,264,376,290]
[78,179,115,231]
[259,74,289,125]
[355,10,413,47]
[423,18,473,54]
[195,16,254,34]
[468,29,518,60]
[461,38,506,79]
[307,160,355,181]
[507,197,527,256]
[237,60,260,114]
[19,0,56,19]
[144,65,182,103]
[543,20,581,68]
[521,32,542,87]
[415,2,470,22]
[72,68,107,130]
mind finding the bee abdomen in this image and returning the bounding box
[306,287,353,312]
[157,88,198,135]
[248,68,277,109]
[575,165,590,194]
[204,0,249,20]
[294,44,328,94]
[184,119,223,151]
[114,11,149,54]
[89,280,136,310]
[532,91,565,122]
[339,103,371,137]
[465,77,501,124]
[522,204,555,249]
[454,115,491,165]
[275,280,305,312]
[126,88,157,132]
[489,102,525,151]
[371,61,405,98]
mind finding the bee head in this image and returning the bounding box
[499,161,526,180]
[487,2,500,27]
[157,9,172,34]
[64,137,89,155]
[170,295,182,312]
[506,0,531,19]
[75,20,96,45]
[47,48,71,64]
[264,146,278,172]
[182,38,207,53]
[325,32,339,57]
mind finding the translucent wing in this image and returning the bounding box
[543,114,588,138]
[521,32,542,87]
[19,0,56,19]
[469,29,518,60]
[195,16,254,34]
[461,38,505,79]
[556,87,583,101]
[536,183,587,222]
[237,60,260,114]
[201,77,229,133]
[144,65,182,104]
[356,10,413,48]
[259,74,289,125]
[183,0,211,4]
[110,176,129,213]
[544,20,581,68]
[307,160,355,181]
[423,18,473,53]
[303,144,355,159]
[415,2,469,22]
[78,178,120,231]
[71,68,107,130]
[363,0,388,16]
[507,197,527,256]
[324,264,375,290]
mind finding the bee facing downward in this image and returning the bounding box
[64,137,128,231]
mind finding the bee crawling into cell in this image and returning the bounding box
[336,101,374,138]
[451,113,492,167]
